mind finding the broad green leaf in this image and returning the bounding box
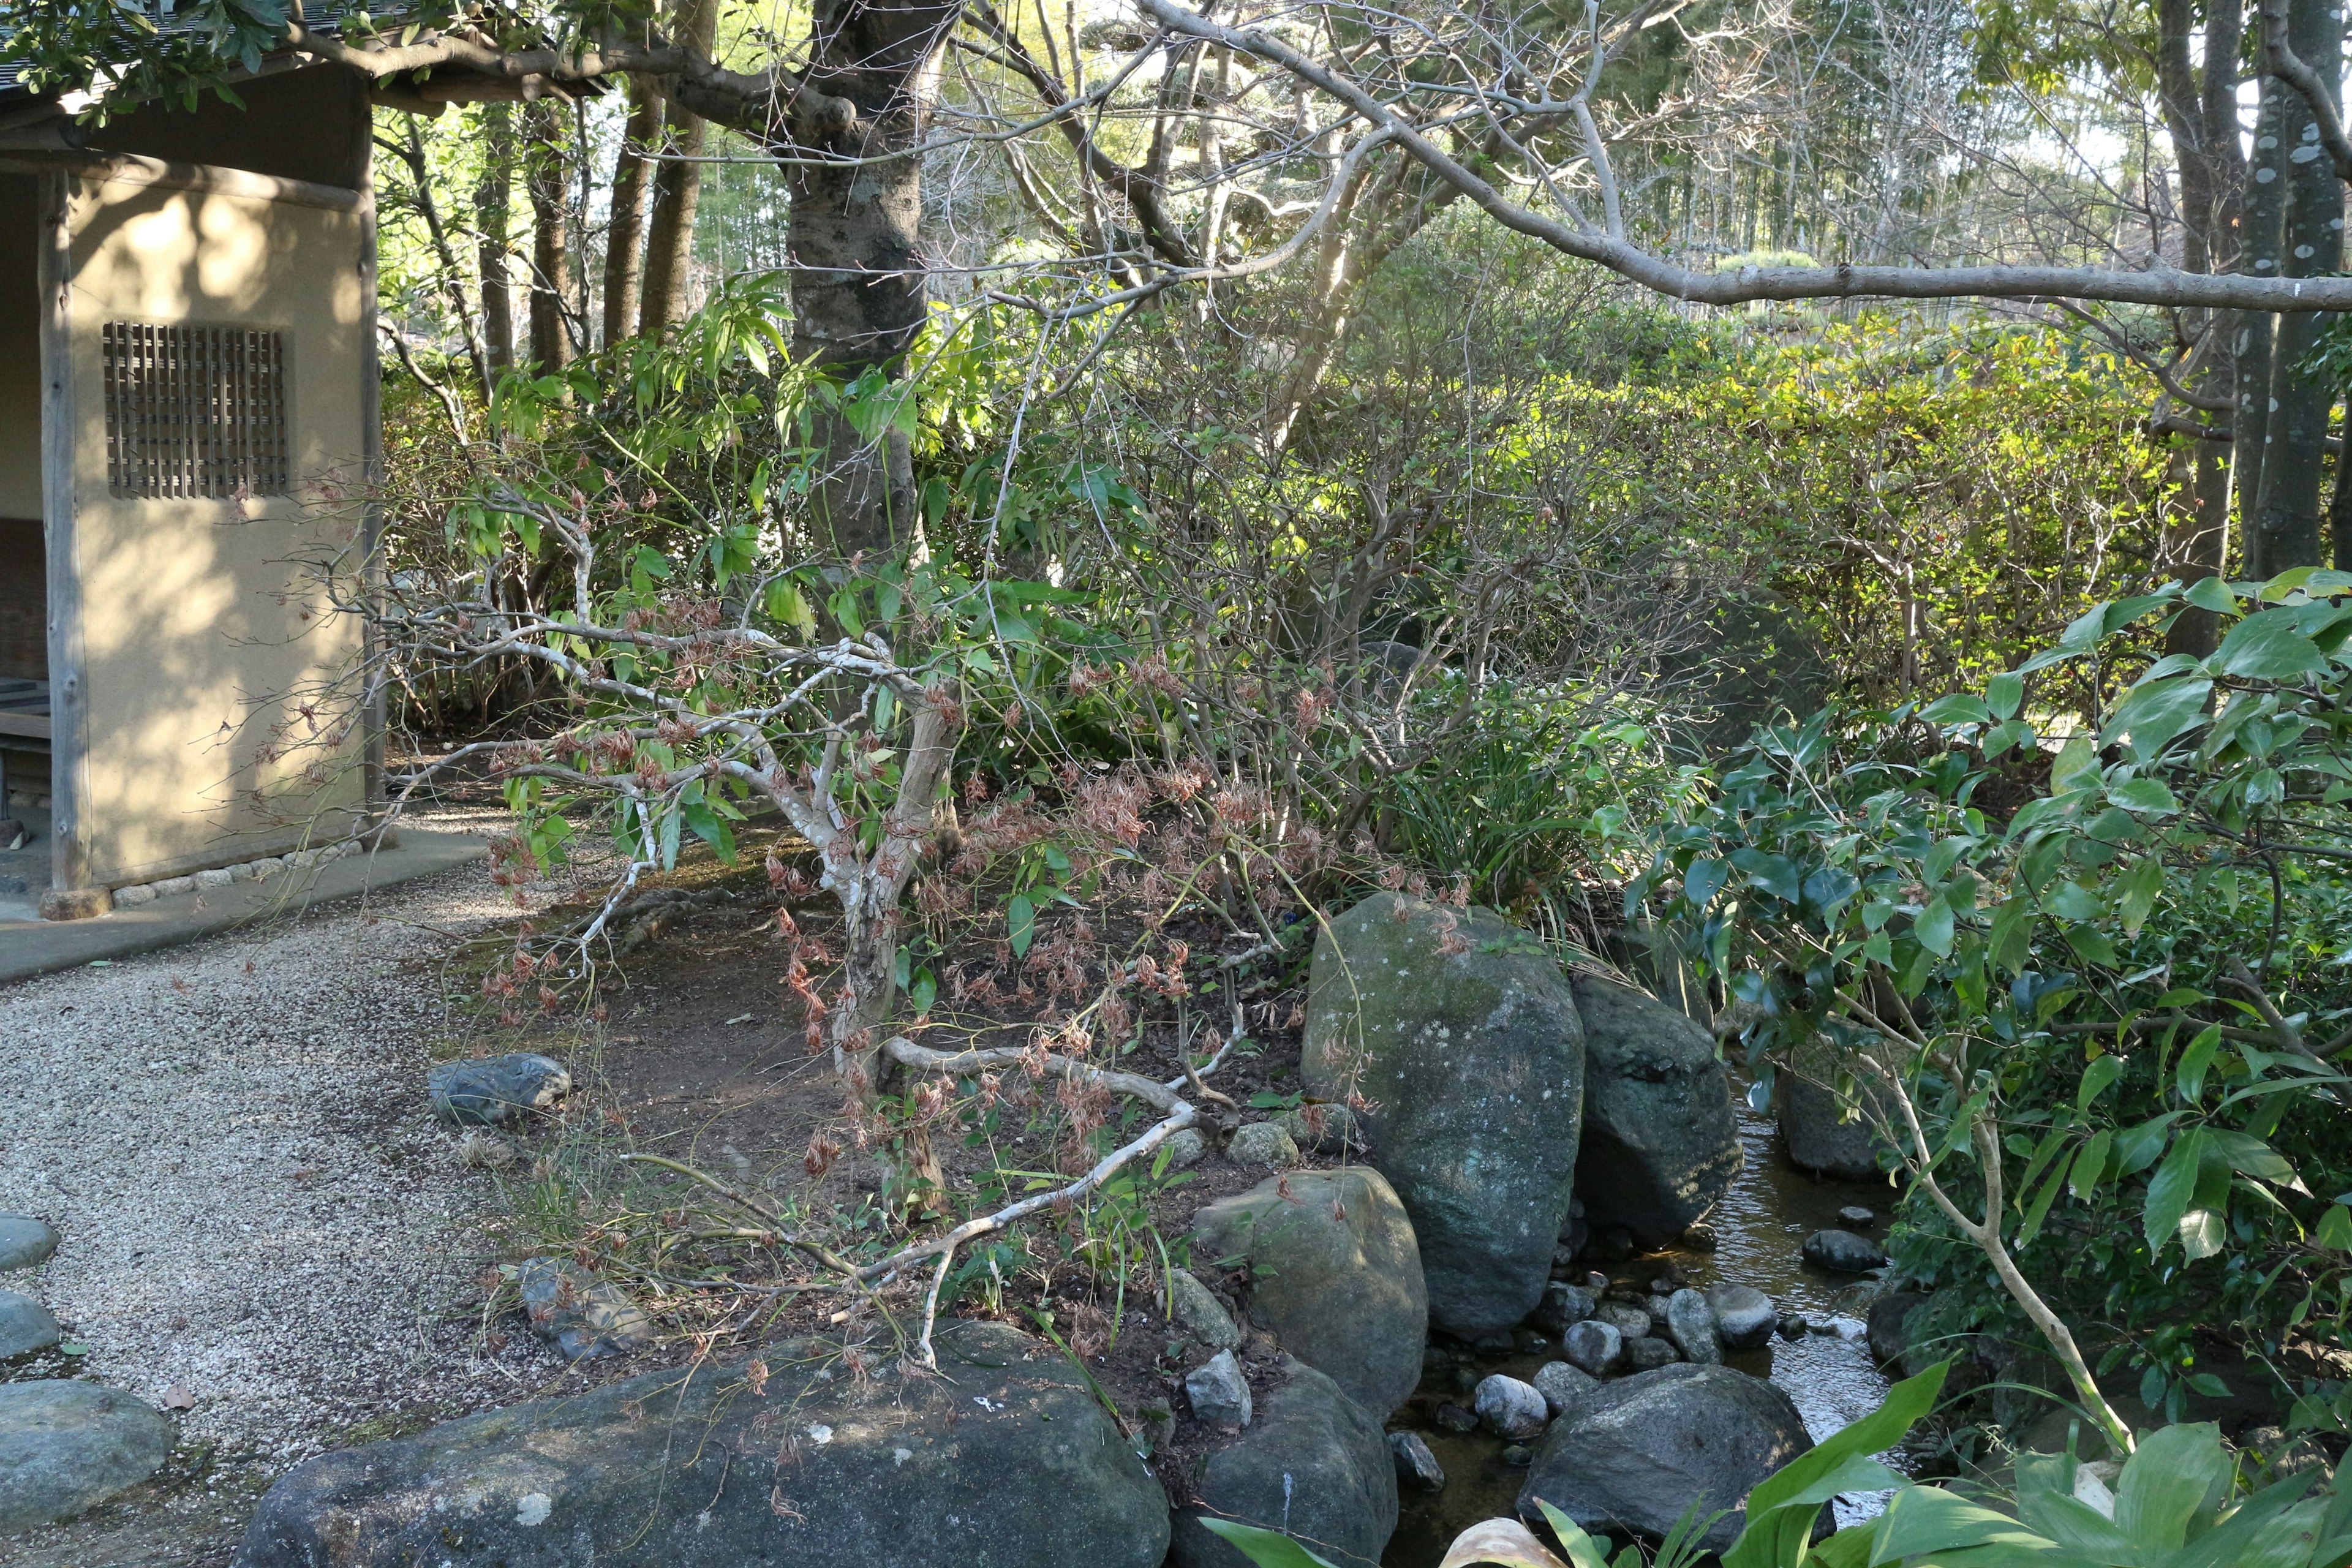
[2101,676,2214,755]
[2107,777,2179,815]
[1197,1520,1343,1568]
[2113,1113,2180,1178]
[2314,1204,2352,1250]
[1724,1360,1951,1568]
[1986,672,2026,721]
[1529,1502,1617,1568]
[1989,895,2037,974]
[1915,897,1956,957]
[2114,855,2165,935]
[2016,1150,2069,1247]
[1006,893,1036,957]
[2144,1128,2207,1255]
[2114,1422,2230,1554]
[1871,1485,2064,1562]
[1684,857,1728,909]
[2214,608,2329,679]
[2176,1027,2223,1102]
[2205,1128,2302,1190]
[2077,1054,2125,1111]
[2069,1129,2113,1197]
[1922,693,1994,727]
[1730,847,1804,903]
[2051,734,2101,791]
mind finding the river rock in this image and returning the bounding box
[1803,1229,1888,1274]
[1474,1374,1550,1439]
[1561,1319,1623,1376]
[1531,1282,1596,1336]
[1275,1103,1360,1155]
[1623,1335,1680,1371]
[1227,1121,1299,1169]
[1169,1272,1243,1352]
[1569,974,1741,1244]
[1190,1168,1427,1417]
[1171,1361,1397,1568]
[1434,1401,1477,1433]
[1597,1302,1654,1338]
[236,1321,1167,1568]
[1517,1363,1813,1552]
[0,1381,176,1534]
[1390,1431,1446,1491]
[1188,1349,1254,1428]
[1838,1206,1877,1228]
[1663,1289,1721,1365]
[1705,1284,1777,1351]
[1303,895,1585,1337]
[1166,1128,1208,1169]
[1532,1360,1597,1418]
[0,1215,59,1273]
[0,1291,61,1360]
[1776,1038,1898,1180]
[1866,1291,1931,1364]
[427,1053,571,1127]
[514,1259,655,1362]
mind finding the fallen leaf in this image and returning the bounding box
[161,1385,196,1411]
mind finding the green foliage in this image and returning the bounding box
[1632,571,2352,1419]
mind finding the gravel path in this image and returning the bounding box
[0,842,566,1477]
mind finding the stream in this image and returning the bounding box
[1383,1085,1907,1564]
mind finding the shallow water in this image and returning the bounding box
[1382,1085,1906,1564]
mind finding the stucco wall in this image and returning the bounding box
[59,162,371,885]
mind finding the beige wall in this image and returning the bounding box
[59,162,371,885]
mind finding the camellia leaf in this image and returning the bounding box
[1915,896,1956,957]
[2070,1129,2113,1197]
[2313,1204,2352,1251]
[1006,893,1036,957]
[2213,607,2329,680]
[1986,672,2026,721]
[2077,1054,2125,1112]
[2100,676,2214,755]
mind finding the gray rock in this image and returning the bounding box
[1569,974,1741,1245]
[1166,1128,1208,1169]
[1531,1282,1596,1336]
[1597,1302,1654,1338]
[1191,1168,1427,1418]
[1561,1319,1623,1376]
[0,1291,61,1360]
[0,1381,175,1534]
[0,1215,59,1273]
[1776,1038,1899,1180]
[1838,1206,1878,1228]
[427,1052,571,1127]
[235,1321,1167,1568]
[1303,896,1585,1336]
[1866,1291,1931,1363]
[1502,1444,1536,1467]
[1532,1360,1598,1418]
[1623,1335,1681,1371]
[1779,1312,1808,1341]
[1682,1221,1719,1251]
[1171,1362,1396,1568]
[514,1259,655,1362]
[1390,1431,1446,1492]
[1226,1121,1300,1169]
[1187,1349,1253,1428]
[1168,1271,1243,1352]
[1433,1401,1477,1433]
[1518,1363,1813,1552]
[1664,1289,1721,1365]
[1474,1374,1550,1440]
[1275,1103,1360,1155]
[1802,1229,1888,1275]
[1705,1284,1777,1351]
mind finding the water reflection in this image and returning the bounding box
[1384,1080,1906,1563]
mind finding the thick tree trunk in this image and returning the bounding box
[776,0,957,562]
[641,0,720,337]
[2236,82,2290,546]
[2252,0,2345,576]
[602,79,663,345]
[474,102,516,377]
[523,99,574,372]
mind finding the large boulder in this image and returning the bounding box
[0,1381,176,1534]
[1303,895,1585,1336]
[235,1321,1168,1568]
[1569,974,1741,1244]
[1776,1038,1897,1180]
[1517,1363,1812,1553]
[1170,1362,1397,1568]
[1190,1168,1426,1418]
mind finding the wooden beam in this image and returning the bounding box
[37,167,89,899]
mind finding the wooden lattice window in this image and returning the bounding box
[102,322,290,500]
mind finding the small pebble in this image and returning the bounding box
[1838,1205,1877,1227]
[1500,1444,1534,1468]
[1433,1401,1477,1434]
[1390,1431,1447,1491]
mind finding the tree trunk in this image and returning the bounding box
[778,0,957,562]
[2236,81,2290,549]
[602,79,665,345]
[641,0,720,337]
[523,99,574,372]
[2330,440,2352,566]
[2252,0,2346,576]
[474,102,516,379]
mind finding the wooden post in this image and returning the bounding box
[37,167,102,918]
